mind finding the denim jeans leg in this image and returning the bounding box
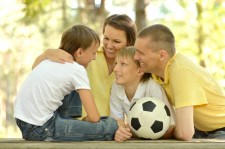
[53,114,118,141]
[57,90,82,118]
[193,128,208,138]
[15,115,55,141]
[208,131,225,139]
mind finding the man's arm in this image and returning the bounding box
[173,106,194,141]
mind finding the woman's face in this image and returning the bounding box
[102,25,127,60]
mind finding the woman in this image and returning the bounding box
[32,14,137,117]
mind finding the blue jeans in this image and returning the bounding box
[193,128,225,139]
[16,91,118,141]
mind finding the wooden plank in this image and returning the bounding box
[1,138,225,149]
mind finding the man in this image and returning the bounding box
[134,24,225,141]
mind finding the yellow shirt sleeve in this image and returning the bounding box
[171,67,208,108]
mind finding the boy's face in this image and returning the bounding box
[76,42,99,68]
[114,56,143,86]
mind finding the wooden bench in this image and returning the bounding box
[1,138,225,149]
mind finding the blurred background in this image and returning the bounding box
[0,0,225,138]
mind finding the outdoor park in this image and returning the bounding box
[0,0,225,148]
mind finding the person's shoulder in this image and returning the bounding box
[96,46,105,57]
[97,46,104,52]
[145,77,159,86]
[111,82,125,100]
[111,82,125,94]
[38,59,51,65]
[112,81,123,89]
[68,62,87,74]
[71,61,84,68]
[143,77,162,91]
[35,59,62,70]
[172,53,203,73]
[173,53,195,64]
[93,46,104,56]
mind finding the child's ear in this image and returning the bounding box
[77,48,83,57]
[73,48,83,60]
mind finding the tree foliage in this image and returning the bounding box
[22,0,52,23]
[0,0,224,138]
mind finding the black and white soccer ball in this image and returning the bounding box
[128,97,171,139]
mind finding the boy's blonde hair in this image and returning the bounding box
[117,46,151,82]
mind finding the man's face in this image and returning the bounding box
[134,37,160,74]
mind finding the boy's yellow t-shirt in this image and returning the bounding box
[82,46,115,117]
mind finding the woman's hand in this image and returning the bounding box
[46,49,74,64]
[32,49,74,69]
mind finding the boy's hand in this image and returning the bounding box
[115,126,132,142]
[161,125,175,139]
[115,119,132,142]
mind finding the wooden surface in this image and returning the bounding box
[1,138,225,149]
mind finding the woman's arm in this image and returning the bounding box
[32,49,74,69]
[77,89,100,123]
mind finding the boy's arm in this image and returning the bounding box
[32,49,74,69]
[78,89,100,123]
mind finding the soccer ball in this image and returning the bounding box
[128,97,171,139]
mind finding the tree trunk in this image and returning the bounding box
[196,1,206,67]
[135,0,147,31]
